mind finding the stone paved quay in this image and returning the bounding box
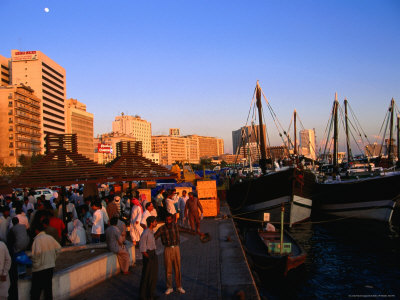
[71,201,259,300]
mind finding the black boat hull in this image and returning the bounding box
[228,167,314,225]
[313,172,400,222]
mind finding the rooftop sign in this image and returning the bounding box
[12,51,38,61]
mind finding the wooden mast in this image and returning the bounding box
[256,81,267,174]
[344,98,352,162]
[294,109,297,156]
[397,113,400,162]
[388,98,394,160]
[333,93,339,168]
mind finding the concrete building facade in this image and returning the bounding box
[299,129,316,160]
[66,99,94,160]
[152,130,224,165]
[0,85,42,166]
[112,114,152,154]
[0,55,11,86]
[185,135,224,158]
[144,152,160,164]
[94,132,136,164]
[10,50,67,151]
[152,135,187,166]
[232,125,266,162]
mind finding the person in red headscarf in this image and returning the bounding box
[130,195,143,245]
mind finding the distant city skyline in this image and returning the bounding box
[1,0,399,153]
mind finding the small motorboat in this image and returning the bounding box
[244,228,306,276]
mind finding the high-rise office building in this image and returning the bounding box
[65,99,94,160]
[10,50,67,150]
[0,85,42,166]
[0,55,11,86]
[112,113,152,154]
[300,129,316,160]
[232,125,266,161]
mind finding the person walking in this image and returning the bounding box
[130,197,143,246]
[177,190,189,227]
[30,217,61,300]
[184,192,204,235]
[155,213,185,295]
[139,216,158,300]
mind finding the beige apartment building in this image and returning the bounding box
[152,135,187,165]
[0,85,42,166]
[65,99,94,160]
[112,114,152,154]
[152,130,224,165]
[10,50,66,151]
[144,153,160,164]
[185,135,224,159]
[94,132,136,164]
[0,55,11,86]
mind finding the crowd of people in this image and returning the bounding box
[0,185,205,299]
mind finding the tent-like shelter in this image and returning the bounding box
[106,141,176,181]
[13,134,118,188]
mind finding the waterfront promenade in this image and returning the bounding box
[70,200,260,300]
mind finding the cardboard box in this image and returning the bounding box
[199,198,220,217]
[197,188,217,199]
[196,180,216,190]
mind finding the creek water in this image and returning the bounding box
[248,217,400,299]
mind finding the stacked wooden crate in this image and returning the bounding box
[196,180,219,217]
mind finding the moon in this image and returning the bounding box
[44,7,50,13]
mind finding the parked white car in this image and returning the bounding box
[34,189,54,201]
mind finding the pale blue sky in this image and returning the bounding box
[1,0,399,153]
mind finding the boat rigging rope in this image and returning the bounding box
[231,206,386,224]
[347,102,373,148]
[338,105,364,156]
[378,110,390,157]
[322,102,335,161]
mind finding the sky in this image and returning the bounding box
[1,0,399,154]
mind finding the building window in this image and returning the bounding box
[9,151,14,156]
[9,126,13,131]
[8,101,13,107]
[8,118,13,123]
[9,142,13,148]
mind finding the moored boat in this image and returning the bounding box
[312,96,400,222]
[244,228,307,276]
[227,81,314,226]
